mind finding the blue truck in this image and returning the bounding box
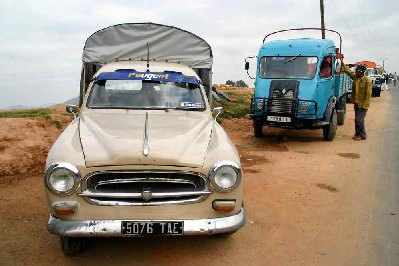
[245,28,352,141]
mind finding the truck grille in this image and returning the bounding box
[270,89,295,113]
[79,171,211,206]
[268,80,299,114]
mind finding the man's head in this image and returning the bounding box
[355,64,367,78]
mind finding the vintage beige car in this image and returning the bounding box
[44,23,245,255]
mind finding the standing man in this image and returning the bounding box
[343,64,372,141]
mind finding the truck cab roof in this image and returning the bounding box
[260,38,336,57]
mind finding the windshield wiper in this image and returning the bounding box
[283,53,301,64]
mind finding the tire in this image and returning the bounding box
[253,119,263,138]
[323,109,337,141]
[60,237,87,256]
[337,99,346,126]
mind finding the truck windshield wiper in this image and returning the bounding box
[283,53,301,64]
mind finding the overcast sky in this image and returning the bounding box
[0,0,398,108]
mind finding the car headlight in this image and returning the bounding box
[44,163,80,195]
[209,161,242,192]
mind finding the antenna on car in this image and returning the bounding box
[146,42,150,72]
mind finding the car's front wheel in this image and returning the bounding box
[60,236,88,256]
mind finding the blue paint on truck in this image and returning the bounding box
[247,29,352,141]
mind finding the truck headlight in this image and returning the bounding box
[299,102,309,113]
[45,163,80,195]
[209,161,241,192]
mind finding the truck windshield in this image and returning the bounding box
[87,80,205,110]
[259,56,318,79]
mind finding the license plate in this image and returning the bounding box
[267,116,291,122]
[121,221,184,235]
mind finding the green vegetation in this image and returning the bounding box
[0,109,53,119]
[213,89,253,119]
[51,120,62,129]
[225,80,248,87]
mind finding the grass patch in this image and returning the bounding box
[51,120,62,129]
[213,89,253,119]
[0,109,54,119]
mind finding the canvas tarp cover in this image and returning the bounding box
[82,23,213,69]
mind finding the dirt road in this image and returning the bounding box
[0,88,397,265]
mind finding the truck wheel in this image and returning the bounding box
[253,120,263,138]
[323,110,337,141]
[337,100,346,126]
[60,237,87,256]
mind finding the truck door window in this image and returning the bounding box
[320,57,332,79]
[260,56,318,79]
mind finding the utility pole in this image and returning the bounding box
[320,0,326,39]
[379,58,388,70]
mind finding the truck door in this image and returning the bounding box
[317,56,334,116]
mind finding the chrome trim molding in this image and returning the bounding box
[143,112,149,157]
[47,207,245,237]
[78,189,211,199]
[44,162,81,196]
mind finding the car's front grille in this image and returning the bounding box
[79,171,211,206]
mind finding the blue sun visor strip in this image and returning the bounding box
[96,69,200,85]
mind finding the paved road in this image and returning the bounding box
[364,84,399,265]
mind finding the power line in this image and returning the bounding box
[329,1,373,59]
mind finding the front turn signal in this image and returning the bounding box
[52,201,79,216]
[212,200,236,213]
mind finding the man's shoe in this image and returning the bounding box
[353,136,362,141]
[352,135,360,140]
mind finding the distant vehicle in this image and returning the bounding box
[356,61,382,97]
[44,23,245,256]
[245,28,351,141]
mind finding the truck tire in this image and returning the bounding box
[253,120,263,138]
[60,237,87,256]
[323,109,337,141]
[337,99,346,125]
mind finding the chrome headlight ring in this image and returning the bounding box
[209,161,242,192]
[44,162,80,196]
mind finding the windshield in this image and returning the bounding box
[366,68,380,76]
[259,56,318,79]
[87,80,205,110]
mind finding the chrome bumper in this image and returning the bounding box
[47,208,245,237]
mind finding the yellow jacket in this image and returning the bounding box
[343,64,372,109]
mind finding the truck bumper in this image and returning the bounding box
[47,207,245,237]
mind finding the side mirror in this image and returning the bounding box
[66,104,79,119]
[245,62,249,70]
[335,59,342,74]
[212,107,224,120]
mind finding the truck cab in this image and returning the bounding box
[246,28,350,141]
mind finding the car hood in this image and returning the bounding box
[79,111,213,168]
